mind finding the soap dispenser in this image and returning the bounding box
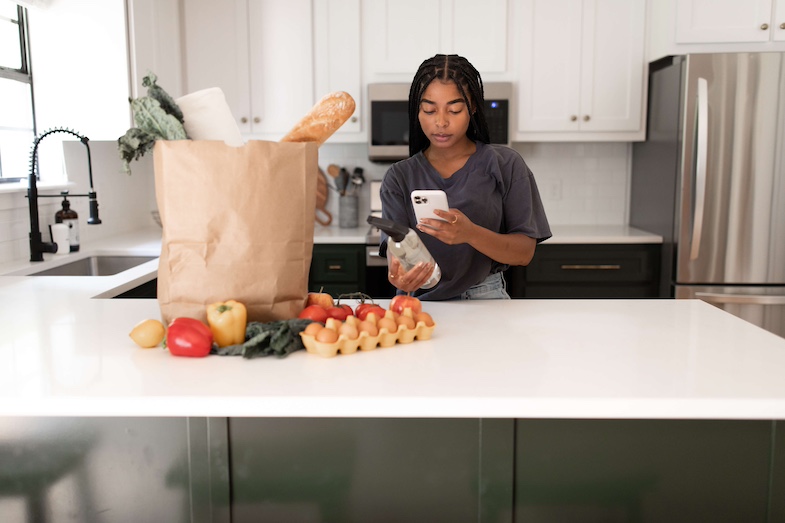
[55,193,80,252]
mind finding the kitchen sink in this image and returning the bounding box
[27,255,157,276]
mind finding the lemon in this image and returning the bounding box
[129,319,166,348]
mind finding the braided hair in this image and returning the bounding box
[408,54,491,157]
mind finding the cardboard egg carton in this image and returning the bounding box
[300,309,436,358]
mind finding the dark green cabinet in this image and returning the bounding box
[514,419,775,522]
[309,244,366,296]
[4,417,785,522]
[506,244,661,298]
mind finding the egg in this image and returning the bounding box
[325,317,342,330]
[304,322,324,336]
[358,320,379,336]
[315,327,339,344]
[396,315,416,330]
[338,323,359,340]
[377,317,398,333]
[414,311,435,327]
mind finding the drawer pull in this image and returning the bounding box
[560,264,621,270]
[327,264,343,271]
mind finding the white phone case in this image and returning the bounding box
[411,190,450,224]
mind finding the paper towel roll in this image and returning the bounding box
[175,88,244,146]
[51,223,70,254]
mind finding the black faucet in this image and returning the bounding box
[28,127,101,262]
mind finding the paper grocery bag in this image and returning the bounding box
[153,140,318,324]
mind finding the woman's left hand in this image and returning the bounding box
[417,208,472,245]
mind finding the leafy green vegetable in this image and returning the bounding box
[142,72,184,124]
[117,72,187,174]
[131,97,187,141]
[117,127,157,174]
[211,319,314,359]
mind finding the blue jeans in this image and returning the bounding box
[460,272,511,300]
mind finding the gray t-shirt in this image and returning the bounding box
[380,141,552,300]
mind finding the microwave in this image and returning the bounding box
[368,82,512,162]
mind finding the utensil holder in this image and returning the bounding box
[339,193,359,228]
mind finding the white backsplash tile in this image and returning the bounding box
[318,142,632,227]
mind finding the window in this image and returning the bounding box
[0,2,34,182]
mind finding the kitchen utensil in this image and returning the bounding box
[338,167,350,195]
[351,167,365,187]
[316,168,333,226]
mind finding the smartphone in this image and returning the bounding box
[411,190,450,224]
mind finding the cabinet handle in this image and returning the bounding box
[583,115,591,122]
[351,116,358,123]
[761,23,769,30]
[560,264,621,270]
[780,22,785,29]
[254,117,261,123]
[570,115,577,121]
[240,117,248,124]
[327,264,343,271]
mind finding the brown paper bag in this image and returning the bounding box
[153,140,318,324]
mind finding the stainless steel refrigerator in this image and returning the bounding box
[630,53,785,338]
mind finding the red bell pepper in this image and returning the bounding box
[166,317,213,358]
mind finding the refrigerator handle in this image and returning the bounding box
[690,77,709,261]
[690,78,709,260]
[696,292,785,306]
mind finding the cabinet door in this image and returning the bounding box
[313,0,361,136]
[127,0,183,99]
[517,0,583,132]
[448,0,509,74]
[675,0,774,43]
[362,0,441,76]
[775,0,785,42]
[182,0,250,132]
[362,0,509,78]
[247,0,314,137]
[579,0,645,132]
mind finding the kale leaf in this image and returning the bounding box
[211,319,315,359]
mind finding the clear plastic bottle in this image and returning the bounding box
[368,216,441,289]
[55,194,80,252]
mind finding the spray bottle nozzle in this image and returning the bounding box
[367,215,408,242]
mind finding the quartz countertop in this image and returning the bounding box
[1,227,784,420]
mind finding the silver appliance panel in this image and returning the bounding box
[676,285,785,338]
[676,53,785,285]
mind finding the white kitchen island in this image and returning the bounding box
[2,229,784,523]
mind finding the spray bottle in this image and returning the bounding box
[368,216,441,289]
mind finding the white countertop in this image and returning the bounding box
[1,227,784,420]
[314,224,664,245]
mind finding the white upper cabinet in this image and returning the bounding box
[649,0,785,59]
[675,0,781,43]
[182,0,314,139]
[313,0,362,137]
[362,0,509,81]
[515,0,645,140]
[777,1,785,41]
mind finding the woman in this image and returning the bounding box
[380,54,551,300]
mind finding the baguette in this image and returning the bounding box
[280,91,356,146]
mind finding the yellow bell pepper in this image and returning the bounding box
[206,300,248,347]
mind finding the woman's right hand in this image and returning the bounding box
[388,256,434,294]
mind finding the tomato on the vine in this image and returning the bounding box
[357,305,386,321]
[355,302,375,318]
[326,306,351,321]
[298,304,329,323]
